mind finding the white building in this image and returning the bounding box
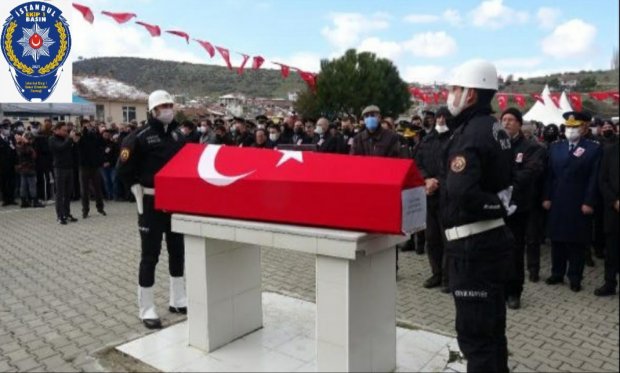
[73,76,149,124]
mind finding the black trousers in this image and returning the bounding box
[593,207,605,255]
[138,195,185,287]
[79,167,104,214]
[551,241,586,285]
[448,227,512,373]
[506,212,528,298]
[426,204,447,285]
[54,168,73,219]
[525,207,544,275]
[604,231,619,288]
[36,168,54,201]
[1,167,16,203]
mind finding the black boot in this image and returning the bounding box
[20,198,30,208]
[594,285,616,297]
[31,199,45,208]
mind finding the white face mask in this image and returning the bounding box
[269,133,279,142]
[447,88,469,117]
[590,127,599,136]
[435,124,449,134]
[198,126,207,134]
[314,126,324,135]
[156,108,174,125]
[565,128,581,142]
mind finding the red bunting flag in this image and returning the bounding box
[409,87,421,98]
[252,56,265,70]
[216,46,233,70]
[589,92,610,101]
[531,93,544,104]
[194,39,215,58]
[497,94,508,111]
[73,3,94,23]
[273,63,290,79]
[136,21,161,37]
[549,93,561,109]
[101,11,136,24]
[514,94,526,108]
[238,54,250,75]
[433,92,440,105]
[297,70,318,92]
[166,30,190,44]
[568,93,583,112]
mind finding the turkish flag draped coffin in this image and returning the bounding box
[155,144,427,235]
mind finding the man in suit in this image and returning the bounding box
[543,111,602,292]
[594,140,619,296]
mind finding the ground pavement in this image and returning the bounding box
[0,202,618,372]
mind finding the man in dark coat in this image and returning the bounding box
[594,140,619,296]
[543,111,602,292]
[0,121,18,206]
[414,107,452,292]
[500,108,546,309]
[76,119,106,219]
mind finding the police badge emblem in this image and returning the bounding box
[1,1,71,102]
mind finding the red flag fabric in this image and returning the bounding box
[238,54,250,75]
[514,94,526,108]
[101,11,136,24]
[433,92,440,105]
[194,39,215,58]
[295,69,318,92]
[73,3,94,23]
[156,144,425,235]
[273,63,290,79]
[497,94,508,111]
[252,56,265,70]
[531,93,544,104]
[409,87,421,98]
[440,90,449,101]
[569,93,583,112]
[612,92,620,102]
[589,92,609,101]
[166,30,190,44]
[216,46,233,70]
[550,94,561,109]
[136,21,161,37]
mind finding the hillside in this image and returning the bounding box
[74,57,619,117]
[73,57,307,99]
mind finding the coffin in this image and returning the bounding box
[155,144,426,235]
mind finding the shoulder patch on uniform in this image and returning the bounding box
[450,155,467,173]
[120,148,131,162]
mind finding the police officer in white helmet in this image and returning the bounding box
[440,60,515,372]
[117,90,187,329]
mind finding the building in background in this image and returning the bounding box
[73,76,148,124]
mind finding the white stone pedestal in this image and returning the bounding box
[172,214,407,372]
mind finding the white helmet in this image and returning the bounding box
[148,90,174,112]
[449,59,498,91]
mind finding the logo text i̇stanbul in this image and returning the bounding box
[1,1,72,102]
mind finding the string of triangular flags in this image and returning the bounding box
[410,87,619,112]
[71,3,318,91]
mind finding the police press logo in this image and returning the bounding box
[1,1,72,103]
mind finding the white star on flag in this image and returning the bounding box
[276,150,304,167]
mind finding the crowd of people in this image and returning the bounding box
[0,103,618,299]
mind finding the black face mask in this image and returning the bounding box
[603,130,614,138]
[294,128,304,135]
[343,128,353,136]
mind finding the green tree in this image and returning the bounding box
[295,49,411,119]
[547,77,560,89]
[577,76,597,91]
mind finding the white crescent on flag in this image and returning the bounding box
[198,145,255,187]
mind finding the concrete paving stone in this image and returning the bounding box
[30,346,57,361]
[5,349,30,362]
[39,355,71,370]
[13,358,40,372]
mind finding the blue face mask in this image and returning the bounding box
[364,117,379,132]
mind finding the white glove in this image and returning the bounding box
[497,186,517,217]
[130,184,144,215]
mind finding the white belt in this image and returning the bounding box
[445,218,505,242]
[143,187,155,196]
